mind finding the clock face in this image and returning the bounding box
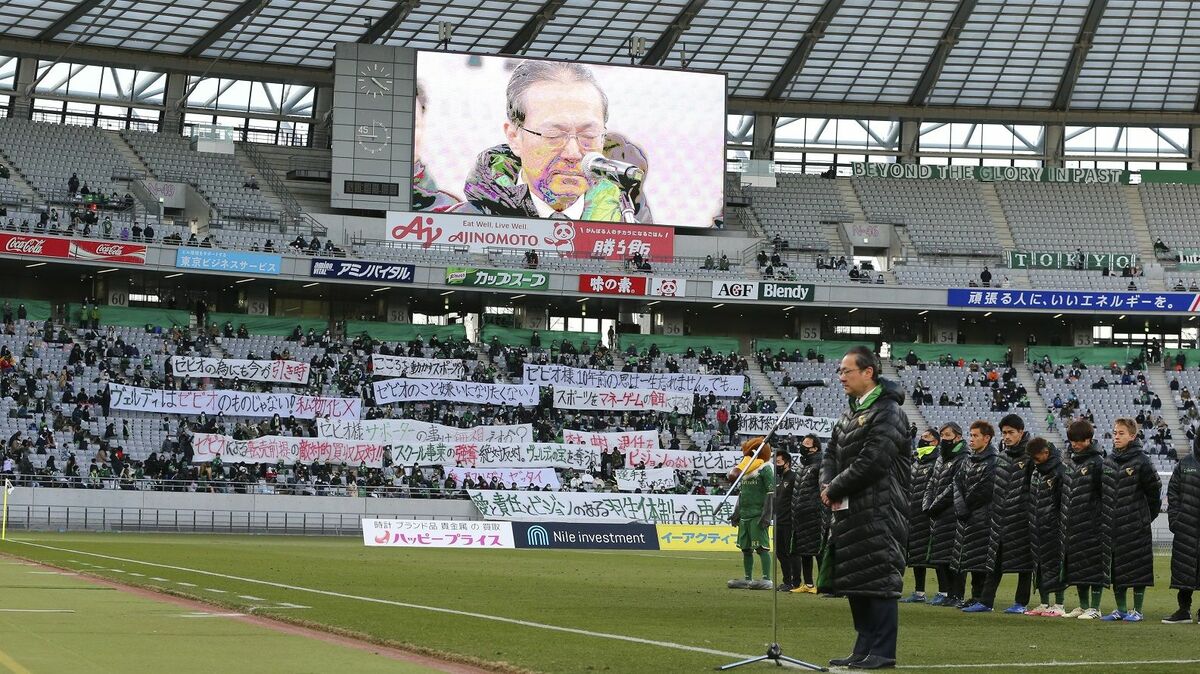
[356,120,391,154]
[357,63,393,99]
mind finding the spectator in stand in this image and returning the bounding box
[980,266,992,287]
[719,254,730,271]
[67,173,80,196]
[131,222,143,241]
[264,239,275,252]
[245,175,260,190]
[143,223,154,242]
[1155,238,1171,255]
[703,254,715,270]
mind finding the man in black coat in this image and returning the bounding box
[1102,418,1161,622]
[772,449,801,591]
[790,434,826,593]
[1061,419,1112,620]
[1163,434,1200,623]
[955,421,1000,612]
[1026,437,1068,616]
[923,422,968,607]
[979,413,1035,614]
[820,346,910,670]
[901,428,939,603]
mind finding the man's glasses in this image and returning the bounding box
[836,367,863,376]
[519,126,605,150]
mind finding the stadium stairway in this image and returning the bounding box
[0,155,38,203]
[107,131,155,178]
[748,360,785,406]
[1146,365,1185,457]
[233,145,289,222]
[1014,360,1052,431]
[881,359,927,432]
[979,183,1017,252]
[1124,184,1157,265]
[837,178,869,223]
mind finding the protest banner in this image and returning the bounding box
[373,378,538,406]
[370,354,467,380]
[317,419,533,445]
[389,442,601,471]
[736,412,837,438]
[552,386,693,414]
[108,383,361,420]
[524,364,743,397]
[447,467,560,490]
[562,428,659,452]
[170,356,311,384]
[192,432,385,467]
[468,490,734,524]
[363,518,515,548]
[615,468,677,492]
[624,448,741,473]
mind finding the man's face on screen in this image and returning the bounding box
[506,79,606,210]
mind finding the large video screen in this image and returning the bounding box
[412,51,726,229]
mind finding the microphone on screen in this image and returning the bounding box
[582,152,645,186]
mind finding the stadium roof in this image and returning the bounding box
[2,0,1200,116]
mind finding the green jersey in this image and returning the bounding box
[737,463,775,518]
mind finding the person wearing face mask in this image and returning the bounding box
[1060,419,1113,620]
[1164,430,1200,623]
[790,434,827,594]
[900,428,940,603]
[956,421,1000,613]
[1025,436,1068,617]
[922,422,969,607]
[772,448,801,592]
[978,414,1036,614]
[1101,417,1161,622]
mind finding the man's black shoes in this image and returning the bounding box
[829,654,867,666]
[849,655,897,669]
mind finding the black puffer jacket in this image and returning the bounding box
[1060,443,1112,586]
[922,440,968,566]
[952,444,999,573]
[1105,441,1161,589]
[774,466,799,529]
[1168,445,1200,590]
[820,379,911,598]
[1030,448,1068,594]
[906,444,939,567]
[992,433,1034,573]
[792,449,827,556]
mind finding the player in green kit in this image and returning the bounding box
[728,437,776,590]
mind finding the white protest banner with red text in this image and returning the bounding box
[363,518,515,548]
[562,428,660,452]
[447,467,560,490]
[388,442,601,472]
[170,356,310,384]
[624,448,740,473]
[369,354,467,380]
[373,378,538,406]
[615,467,678,492]
[552,386,693,414]
[192,432,385,466]
[736,413,837,438]
[386,210,673,260]
[527,364,743,397]
[469,490,733,524]
[317,418,533,445]
[109,383,361,420]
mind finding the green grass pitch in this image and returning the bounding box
[2,532,1198,673]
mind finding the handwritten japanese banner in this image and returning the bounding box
[736,413,837,438]
[625,448,741,473]
[109,383,361,420]
[192,432,385,466]
[317,419,533,445]
[370,354,467,380]
[169,356,311,385]
[447,467,561,490]
[468,490,734,524]
[552,386,693,414]
[525,364,744,397]
[615,468,678,492]
[562,428,660,452]
[373,378,539,406]
[362,518,515,548]
[947,288,1200,313]
[388,442,601,471]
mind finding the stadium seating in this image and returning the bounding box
[851,177,1000,256]
[744,174,849,251]
[0,118,133,203]
[1141,182,1200,250]
[998,182,1136,252]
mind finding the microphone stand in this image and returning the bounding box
[718,382,827,672]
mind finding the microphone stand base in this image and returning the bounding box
[716,644,826,671]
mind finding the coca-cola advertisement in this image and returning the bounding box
[0,233,71,259]
[70,240,147,265]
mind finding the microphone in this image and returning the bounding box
[787,380,829,389]
[582,152,645,185]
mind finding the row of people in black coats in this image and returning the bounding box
[905,413,1200,624]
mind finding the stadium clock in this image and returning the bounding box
[356,120,391,154]
[357,63,393,99]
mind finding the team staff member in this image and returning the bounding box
[791,435,826,594]
[773,449,801,591]
[821,346,910,670]
[1101,418,1161,622]
[901,428,939,603]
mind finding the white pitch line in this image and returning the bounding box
[9,539,753,661]
[27,571,77,575]
[127,572,145,577]
[204,588,227,594]
[177,612,246,618]
[176,582,196,587]
[0,609,76,613]
[149,577,169,582]
[238,595,266,601]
